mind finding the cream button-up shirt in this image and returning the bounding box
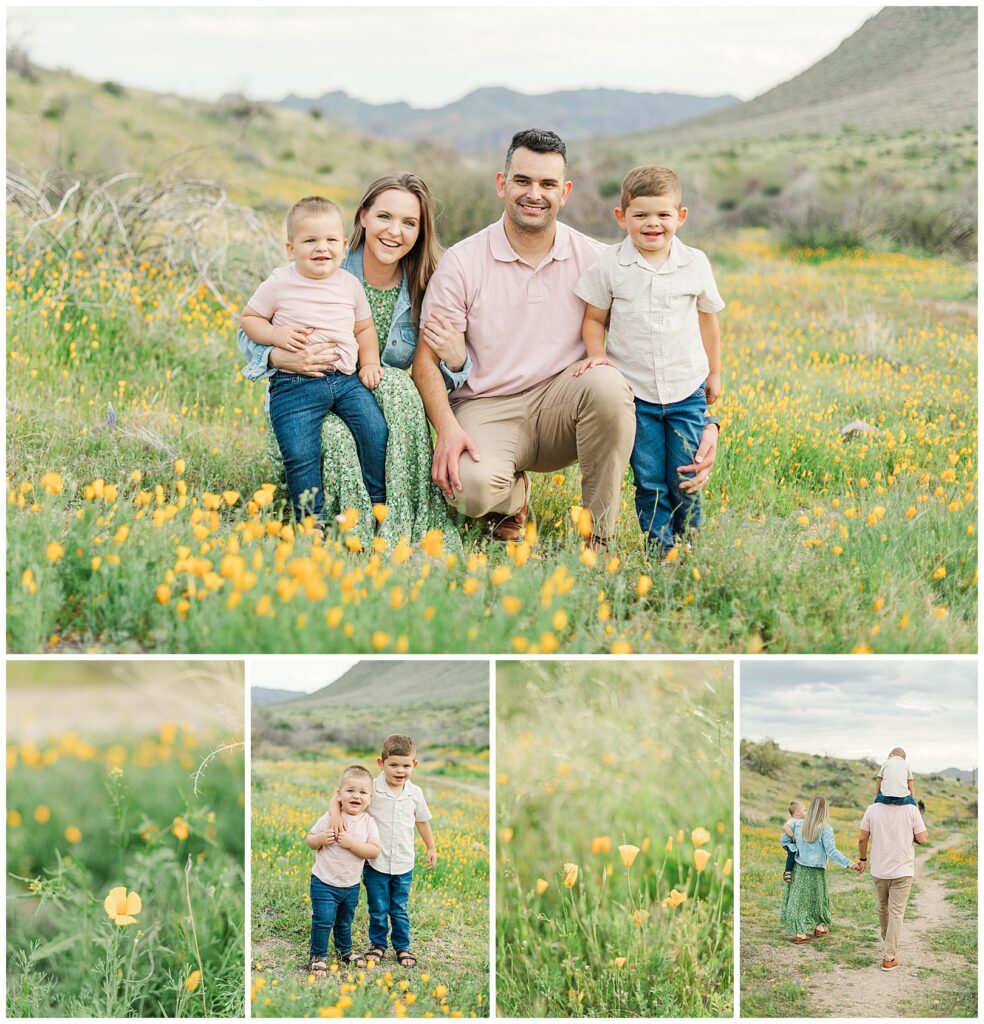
[368,772,432,876]
[574,235,725,406]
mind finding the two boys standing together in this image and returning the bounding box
[305,734,435,975]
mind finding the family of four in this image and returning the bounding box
[238,128,722,552]
[779,748,929,972]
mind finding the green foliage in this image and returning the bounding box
[742,739,785,779]
[7,732,245,1017]
[101,80,126,98]
[497,662,733,1017]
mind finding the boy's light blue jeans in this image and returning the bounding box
[629,384,707,548]
[268,369,387,525]
[363,862,413,951]
[309,875,361,959]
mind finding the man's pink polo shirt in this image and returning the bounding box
[421,217,605,400]
[860,803,926,879]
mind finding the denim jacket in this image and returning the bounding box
[788,820,851,869]
[237,246,471,401]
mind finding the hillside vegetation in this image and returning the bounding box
[252,662,489,756]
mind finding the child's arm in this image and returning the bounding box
[783,822,796,838]
[355,317,383,390]
[699,310,722,405]
[908,777,915,794]
[572,304,614,377]
[327,794,346,834]
[336,831,380,859]
[875,774,883,796]
[240,308,311,352]
[416,820,437,869]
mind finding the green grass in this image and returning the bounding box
[496,661,733,1017]
[5,231,977,653]
[6,728,245,1017]
[251,752,489,1017]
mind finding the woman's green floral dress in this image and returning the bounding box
[264,283,462,553]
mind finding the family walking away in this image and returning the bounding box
[780,755,929,972]
[240,127,722,554]
[305,734,435,976]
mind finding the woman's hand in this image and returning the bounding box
[269,342,341,377]
[420,313,466,371]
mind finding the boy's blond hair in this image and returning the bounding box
[788,799,806,816]
[620,165,683,211]
[286,195,343,240]
[888,746,907,759]
[339,764,373,786]
[381,734,416,759]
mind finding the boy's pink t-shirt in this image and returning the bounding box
[247,264,371,375]
[308,810,380,887]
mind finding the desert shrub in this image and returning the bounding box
[316,162,334,175]
[598,177,621,199]
[279,148,295,162]
[742,738,785,779]
[101,80,127,98]
[6,40,38,81]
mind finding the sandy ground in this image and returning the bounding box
[7,661,244,739]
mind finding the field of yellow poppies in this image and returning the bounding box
[495,660,734,1016]
[6,685,245,1017]
[6,230,977,653]
[251,750,489,1017]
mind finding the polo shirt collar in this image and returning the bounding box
[374,771,407,799]
[490,216,572,264]
[617,233,691,272]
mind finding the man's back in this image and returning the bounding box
[860,802,926,878]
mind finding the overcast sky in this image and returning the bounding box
[251,658,358,693]
[741,661,978,772]
[9,5,880,107]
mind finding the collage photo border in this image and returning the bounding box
[5,652,979,1019]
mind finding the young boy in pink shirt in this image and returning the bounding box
[241,196,388,529]
[305,765,381,976]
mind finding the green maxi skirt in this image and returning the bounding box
[779,864,832,936]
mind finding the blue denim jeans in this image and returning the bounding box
[363,862,413,951]
[629,384,706,548]
[309,875,361,958]
[782,845,797,877]
[268,370,387,524]
[874,793,917,806]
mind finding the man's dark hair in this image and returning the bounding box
[504,129,567,174]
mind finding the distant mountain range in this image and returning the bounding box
[280,85,738,153]
[938,767,977,785]
[252,687,306,706]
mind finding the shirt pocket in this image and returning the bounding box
[382,323,416,370]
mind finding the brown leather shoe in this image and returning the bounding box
[488,474,530,543]
[881,958,899,971]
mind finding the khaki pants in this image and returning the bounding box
[873,875,913,961]
[450,364,635,539]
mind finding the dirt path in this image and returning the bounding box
[808,832,972,1017]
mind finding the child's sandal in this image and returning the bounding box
[396,949,417,969]
[339,950,367,969]
[364,946,385,965]
[309,958,329,978]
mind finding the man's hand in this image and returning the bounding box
[432,421,480,502]
[270,342,340,378]
[272,324,312,351]
[677,424,718,494]
[424,848,437,870]
[705,371,722,406]
[420,314,467,371]
[572,355,615,377]
[358,363,384,390]
[854,860,866,875]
